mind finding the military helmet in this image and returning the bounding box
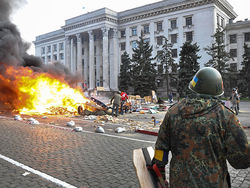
[189,67,224,96]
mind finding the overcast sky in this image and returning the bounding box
[11,0,249,55]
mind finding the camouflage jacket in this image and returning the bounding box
[154,95,250,188]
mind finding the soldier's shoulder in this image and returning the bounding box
[219,101,235,114]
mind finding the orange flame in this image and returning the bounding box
[0,64,89,115]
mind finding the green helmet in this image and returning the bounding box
[189,67,224,96]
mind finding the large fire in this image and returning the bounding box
[0,63,90,115]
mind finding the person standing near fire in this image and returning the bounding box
[120,91,128,115]
[151,67,250,187]
[110,91,121,117]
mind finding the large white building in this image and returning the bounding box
[34,0,238,91]
[226,19,250,71]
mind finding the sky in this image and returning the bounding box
[11,0,249,55]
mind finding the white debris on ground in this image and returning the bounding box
[27,118,40,125]
[115,127,126,133]
[95,126,105,133]
[67,120,75,127]
[74,127,83,132]
[14,115,22,121]
[83,115,97,120]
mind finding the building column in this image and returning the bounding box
[76,33,83,78]
[65,36,71,70]
[110,28,119,90]
[88,30,95,90]
[96,38,102,87]
[102,27,109,90]
[70,38,74,72]
[57,43,60,62]
[83,36,89,88]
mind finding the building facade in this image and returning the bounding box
[34,0,237,91]
[226,19,250,71]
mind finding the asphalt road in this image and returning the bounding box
[0,101,249,187]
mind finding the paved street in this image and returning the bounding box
[0,101,249,187]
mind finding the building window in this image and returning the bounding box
[221,17,224,27]
[143,25,150,34]
[60,53,64,60]
[229,34,237,43]
[158,65,163,74]
[120,30,126,38]
[41,47,45,55]
[245,32,250,42]
[53,55,57,61]
[53,44,57,52]
[186,32,193,42]
[230,49,237,58]
[59,43,64,50]
[185,16,192,26]
[47,46,51,53]
[156,22,163,31]
[217,15,220,26]
[131,27,137,36]
[144,38,150,44]
[171,34,177,44]
[82,48,84,55]
[230,63,237,71]
[170,19,177,29]
[132,40,137,49]
[47,55,51,62]
[156,36,163,45]
[171,49,178,58]
[120,42,126,51]
[42,57,45,62]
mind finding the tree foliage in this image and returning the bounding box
[130,33,157,97]
[178,42,200,97]
[119,51,131,92]
[204,27,231,78]
[239,43,250,97]
[156,37,178,93]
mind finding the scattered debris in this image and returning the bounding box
[74,127,83,132]
[83,115,97,120]
[149,109,158,114]
[22,172,30,176]
[115,127,126,133]
[135,129,158,136]
[14,115,22,121]
[28,118,39,125]
[42,116,48,119]
[95,126,105,133]
[67,120,75,127]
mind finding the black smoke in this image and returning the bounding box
[0,0,80,84]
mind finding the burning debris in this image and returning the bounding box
[0,0,90,116]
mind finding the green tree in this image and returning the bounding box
[156,37,177,93]
[204,27,231,78]
[119,51,131,92]
[178,42,200,97]
[131,33,156,97]
[240,43,250,97]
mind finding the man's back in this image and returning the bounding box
[155,95,250,187]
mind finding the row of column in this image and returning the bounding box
[65,27,119,91]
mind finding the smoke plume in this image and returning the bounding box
[0,0,81,112]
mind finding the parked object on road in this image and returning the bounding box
[115,127,126,133]
[95,126,105,133]
[74,127,83,132]
[67,120,75,127]
[14,115,22,121]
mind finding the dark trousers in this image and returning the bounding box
[112,103,119,117]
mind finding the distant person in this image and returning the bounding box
[168,92,173,103]
[120,91,128,115]
[235,87,240,111]
[230,88,239,115]
[151,67,250,187]
[110,91,121,117]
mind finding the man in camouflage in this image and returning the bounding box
[152,67,250,187]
